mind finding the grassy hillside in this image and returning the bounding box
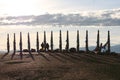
[0,52,120,80]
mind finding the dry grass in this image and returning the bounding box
[0,52,120,80]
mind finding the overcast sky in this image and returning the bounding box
[0,0,120,16]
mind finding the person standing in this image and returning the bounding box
[46,43,49,51]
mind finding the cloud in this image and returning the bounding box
[0,8,120,26]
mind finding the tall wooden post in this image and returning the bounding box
[77,30,80,53]
[19,32,23,60]
[108,31,111,54]
[44,31,46,51]
[51,31,53,52]
[85,30,89,53]
[28,33,35,60]
[96,30,100,53]
[59,30,62,52]
[97,30,100,49]
[7,34,10,53]
[36,32,39,52]
[13,33,16,53]
[1,34,10,59]
[28,33,31,52]
[11,33,16,59]
[66,30,69,52]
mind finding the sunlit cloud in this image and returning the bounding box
[0,8,120,26]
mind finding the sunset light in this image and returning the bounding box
[0,0,120,80]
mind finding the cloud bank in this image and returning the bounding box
[0,8,120,26]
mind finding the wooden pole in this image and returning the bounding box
[28,33,35,60]
[108,31,111,54]
[66,30,69,52]
[1,34,10,59]
[19,32,23,60]
[59,30,62,52]
[97,30,100,49]
[51,31,53,52]
[28,33,30,50]
[96,30,100,53]
[44,31,46,51]
[7,34,10,53]
[36,32,39,52]
[77,30,80,53]
[85,30,89,53]
[13,33,16,53]
[11,33,16,59]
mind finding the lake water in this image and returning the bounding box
[0,25,119,53]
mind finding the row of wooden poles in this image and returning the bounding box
[1,30,111,60]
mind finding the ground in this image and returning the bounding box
[0,52,120,80]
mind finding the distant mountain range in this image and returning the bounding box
[111,45,120,53]
[80,45,120,53]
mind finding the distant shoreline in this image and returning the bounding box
[0,45,120,53]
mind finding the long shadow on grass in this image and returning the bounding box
[46,52,65,63]
[54,53,76,63]
[61,53,82,61]
[5,61,29,64]
[73,53,110,64]
[90,54,120,63]
[38,52,50,61]
[84,54,119,64]
[1,52,9,59]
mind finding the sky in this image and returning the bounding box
[0,0,120,16]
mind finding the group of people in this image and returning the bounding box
[41,42,49,51]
